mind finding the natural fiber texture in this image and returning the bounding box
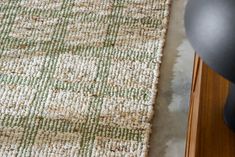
[0,0,170,156]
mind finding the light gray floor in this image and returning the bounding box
[149,0,194,156]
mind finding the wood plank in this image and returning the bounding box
[185,55,235,157]
[185,54,202,157]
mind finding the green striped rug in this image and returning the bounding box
[0,0,170,156]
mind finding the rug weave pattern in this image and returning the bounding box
[0,0,170,156]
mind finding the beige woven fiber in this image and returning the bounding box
[0,0,171,156]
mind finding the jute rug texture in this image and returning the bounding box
[0,0,170,156]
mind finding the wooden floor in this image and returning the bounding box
[185,55,235,157]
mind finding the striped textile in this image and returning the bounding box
[0,0,170,156]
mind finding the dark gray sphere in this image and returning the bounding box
[185,0,235,82]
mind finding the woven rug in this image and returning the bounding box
[0,0,170,156]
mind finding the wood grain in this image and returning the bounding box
[185,55,235,157]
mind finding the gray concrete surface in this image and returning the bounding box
[149,0,194,156]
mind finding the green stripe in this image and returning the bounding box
[0,114,144,142]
